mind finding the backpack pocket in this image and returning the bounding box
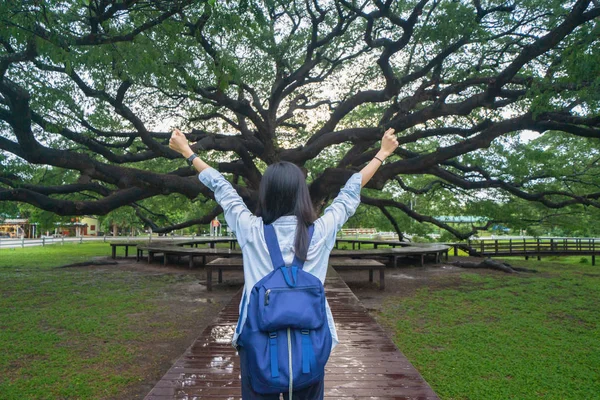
[258,285,325,331]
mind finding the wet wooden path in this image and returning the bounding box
[144,269,439,399]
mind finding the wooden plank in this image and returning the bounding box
[207,258,244,267]
[205,258,244,291]
[329,258,384,267]
[136,243,451,269]
[144,269,439,399]
[330,258,386,290]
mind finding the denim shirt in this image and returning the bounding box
[198,167,362,349]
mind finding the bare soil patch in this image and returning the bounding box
[339,256,504,312]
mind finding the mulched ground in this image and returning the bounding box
[98,254,502,399]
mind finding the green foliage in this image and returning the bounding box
[0,201,19,220]
[100,207,140,233]
[22,207,63,233]
[1,0,599,239]
[454,132,600,237]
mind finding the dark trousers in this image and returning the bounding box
[238,346,324,400]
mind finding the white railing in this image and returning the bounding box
[337,229,399,240]
[375,232,400,240]
[0,234,206,249]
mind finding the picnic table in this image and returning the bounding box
[335,238,407,249]
[136,245,242,268]
[110,237,237,259]
[205,258,244,291]
[135,243,449,290]
[205,257,389,291]
[176,237,238,249]
[329,258,386,289]
[109,242,140,259]
[331,244,449,267]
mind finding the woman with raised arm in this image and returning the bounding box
[170,128,398,400]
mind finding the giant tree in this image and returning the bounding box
[1,0,599,238]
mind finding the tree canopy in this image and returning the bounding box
[1,0,599,239]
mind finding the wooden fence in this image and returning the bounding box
[446,238,599,265]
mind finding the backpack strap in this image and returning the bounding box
[264,224,285,270]
[301,329,316,374]
[264,224,314,271]
[269,332,279,379]
[292,225,314,268]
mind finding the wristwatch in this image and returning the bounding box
[186,153,198,166]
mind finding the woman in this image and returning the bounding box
[169,128,398,399]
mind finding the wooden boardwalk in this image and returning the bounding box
[144,269,439,399]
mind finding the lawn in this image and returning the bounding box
[0,243,218,400]
[379,257,600,399]
[0,241,113,268]
[2,242,598,399]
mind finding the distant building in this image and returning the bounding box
[0,215,100,238]
[0,218,39,238]
[81,216,99,236]
[53,216,99,236]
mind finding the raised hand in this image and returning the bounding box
[169,128,193,156]
[380,128,399,157]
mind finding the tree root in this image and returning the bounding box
[451,258,537,273]
[57,260,118,268]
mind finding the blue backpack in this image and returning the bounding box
[237,224,332,394]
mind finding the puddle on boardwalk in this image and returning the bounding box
[210,325,236,344]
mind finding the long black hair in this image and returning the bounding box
[256,161,317,261]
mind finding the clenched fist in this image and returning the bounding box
[380,128,398,157]
[169,128,192,156]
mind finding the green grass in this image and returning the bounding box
[0,243,200,399]
[0,242,112,268]
[379,259,600,399]
[500,255,596,266]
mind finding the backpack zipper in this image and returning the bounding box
[264,285,321,306]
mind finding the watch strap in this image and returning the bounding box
[186,153,198,166]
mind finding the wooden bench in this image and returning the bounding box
[176,237,239,250]
[137,246,242,269]
[329,258,386,290]
[335,238,405,250]
[203,257,387,291]
[392,246,449,267]
[136,246,200,268]
[110,242,138,259]
[330,246,449,268]
[205,257,243,291]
